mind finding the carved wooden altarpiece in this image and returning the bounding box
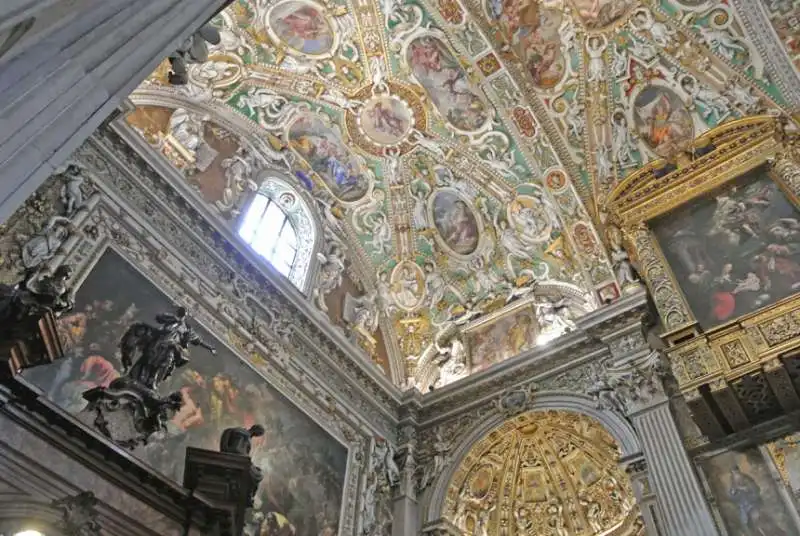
[608,115,800,441]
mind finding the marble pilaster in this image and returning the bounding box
[631,399,720,536]
[0,0,230,223]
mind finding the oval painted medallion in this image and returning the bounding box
[430,189,480,255]
[633,84,694,159]
[407,36,490,132]
[268,1,335,56]
[288,114,369,202]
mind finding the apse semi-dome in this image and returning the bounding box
[444,410,642,536]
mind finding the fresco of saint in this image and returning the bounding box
[634,86,694,159]
[407,36,491,131]
[431,190,480,255]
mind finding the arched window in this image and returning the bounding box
[237,177,316,291]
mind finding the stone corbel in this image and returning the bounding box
[684,388,725,439]
[708,378,750,432]
[763,357,800,413]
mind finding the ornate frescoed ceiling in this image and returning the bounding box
[125,0,800,386]
[443,410,642,535]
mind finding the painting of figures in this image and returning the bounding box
[23,251,347,536]
[467,306,537,371]
[569,0,634,29]
[652,170,800,330]
[699,447,799,535]
[633,85,694,159]
[486,0,566,89]
[430,189,480,255]
[360,97,413,145]
[288,114,370,202]
[268,1,335,56]
[407,36,491,131]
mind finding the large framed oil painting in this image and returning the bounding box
[698,447,800,535]
[651,168,800,330]
[23,250,347,536]
[466,304,538,372]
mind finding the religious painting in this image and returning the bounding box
[486,0,566,89]
[430,189,480,255]
[651,169,800,330]
[267,0,335,56]
[633,85,694,159]
[288,114,370,202]
[390,261,425,311]
[23,251,347,536]
[699,447,799,535]
[359,96,414,146]
[467,305,538,371]
[569,0,634,29]
[407,36,491,132]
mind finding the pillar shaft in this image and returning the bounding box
[0,0,229,223]
[632,402,719,536]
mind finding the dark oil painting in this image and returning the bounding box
[652,168,800,330]
[23,250,347,536]
[700,447,798,535]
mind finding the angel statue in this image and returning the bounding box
[120,306,216,391]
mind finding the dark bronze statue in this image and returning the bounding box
[0,265,74,332]
[220,424,265,507]
[120,306,216,391]
[167,24,221,85]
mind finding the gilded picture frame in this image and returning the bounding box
[607,116,800,341]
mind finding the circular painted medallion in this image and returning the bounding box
[429,189,480,256]
[359,96,414,146]
[267,1,335,57]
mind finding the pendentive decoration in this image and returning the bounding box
[79,306,216,449]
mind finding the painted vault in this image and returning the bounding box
[122,0,800,388]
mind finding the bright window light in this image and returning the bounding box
[239,193,298,278]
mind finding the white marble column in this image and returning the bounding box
[631,401,720,536]
[0,0,229,223]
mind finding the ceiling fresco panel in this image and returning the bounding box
[126,0,799,388]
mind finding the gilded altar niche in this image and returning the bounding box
[606,115,800,441]
[443,411,642,536]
